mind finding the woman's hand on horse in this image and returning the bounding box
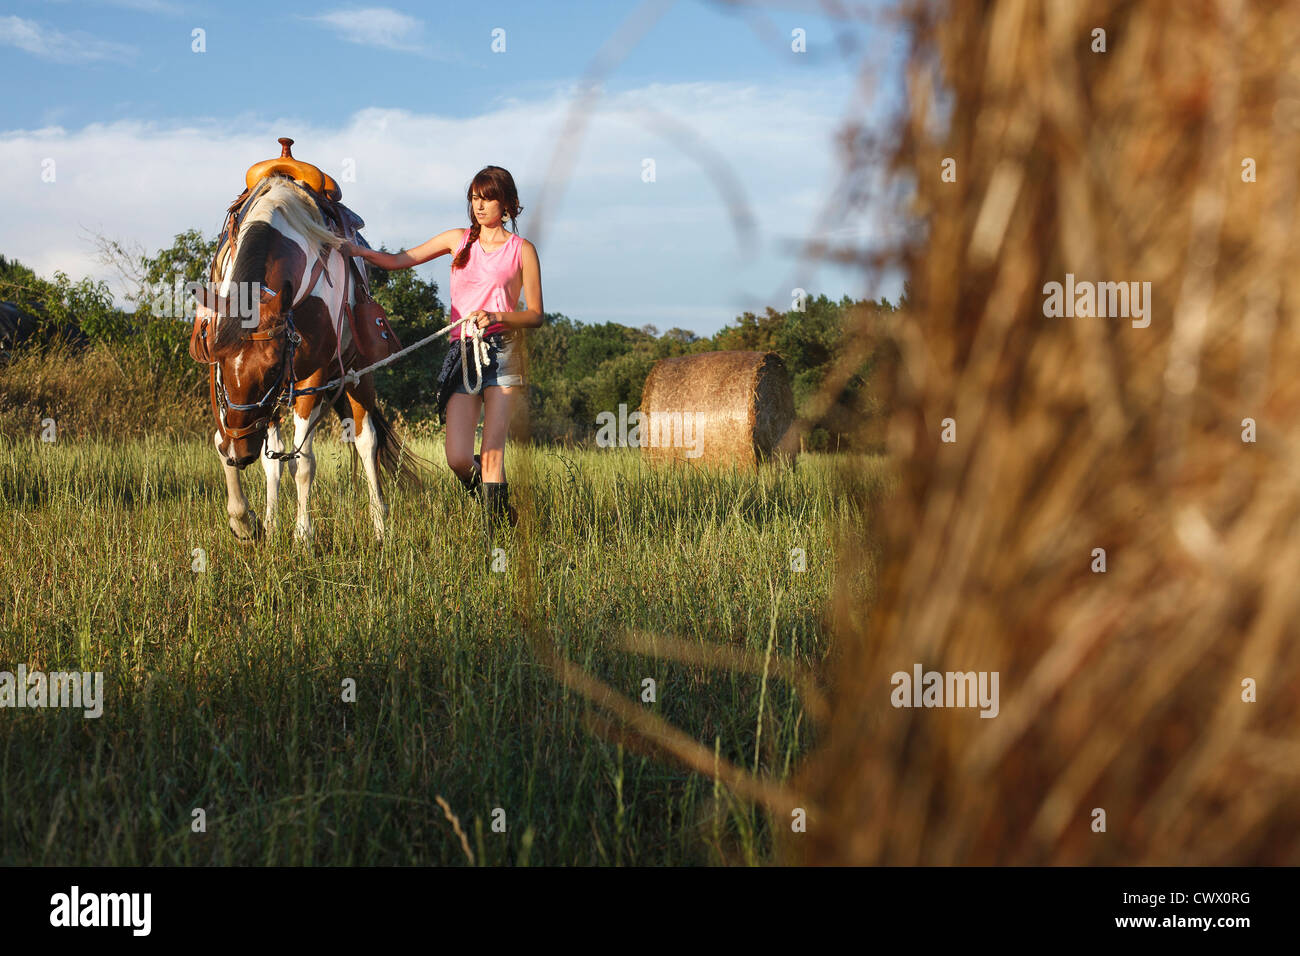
[338,240,358,258]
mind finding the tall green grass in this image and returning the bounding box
[0,435,883,865]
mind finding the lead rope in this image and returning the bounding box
[459,319,490,394]
[299,313,485,394]
[261,312,490,461]
[260,250,492,459]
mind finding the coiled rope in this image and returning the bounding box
[458,318,491,395]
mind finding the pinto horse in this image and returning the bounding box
[192,175,417,544]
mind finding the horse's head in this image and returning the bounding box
[210,276,293,467]
[198,175,344,468]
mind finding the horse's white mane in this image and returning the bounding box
[238,174,343,255]
[209,175,344,339]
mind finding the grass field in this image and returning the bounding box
[0,433,882,865]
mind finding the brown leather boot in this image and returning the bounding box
[483,482,517,529]
[458,454,482,498]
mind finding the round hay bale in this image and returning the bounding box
[638,350,795,468]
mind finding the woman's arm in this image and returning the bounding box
[342,228,466,271]
[476,239,544,329]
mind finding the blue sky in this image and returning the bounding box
[1,0,904,335]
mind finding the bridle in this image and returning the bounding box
[211,308,300,442]
[209,249,349,463]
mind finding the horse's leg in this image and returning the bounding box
[216,428,261,542]
[347,378,387,542]
[289,396,322,544]
[261,418,285,533]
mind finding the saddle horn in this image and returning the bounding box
[245,136,341,200]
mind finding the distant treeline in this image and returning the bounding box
[1,235,896,448]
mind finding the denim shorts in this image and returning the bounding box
[452,330,524,393]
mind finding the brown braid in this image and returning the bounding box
[452,222,481,271]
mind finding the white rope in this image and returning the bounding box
[318,313,484,392]
[459,318,491,395]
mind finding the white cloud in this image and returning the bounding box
[0,81,887,335]
[0,15,138,63]
[304,7,427,54]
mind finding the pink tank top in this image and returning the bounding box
[449,229,523,340]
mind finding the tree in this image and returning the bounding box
[365,251,447,418]
[134,230,219,374]
[0,252,115,349]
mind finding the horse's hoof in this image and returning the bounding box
[228,514,263,544]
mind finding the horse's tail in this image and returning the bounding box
[365,404,435,490]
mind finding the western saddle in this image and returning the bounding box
[194,137,401,369]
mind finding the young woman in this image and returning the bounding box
[339,166,543,526]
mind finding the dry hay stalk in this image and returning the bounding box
[639,350,795,468]
[791,0,1300,865]
[434,795,475,866]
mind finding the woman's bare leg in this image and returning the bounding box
[445,392,483,479]
[480,386,517,483]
